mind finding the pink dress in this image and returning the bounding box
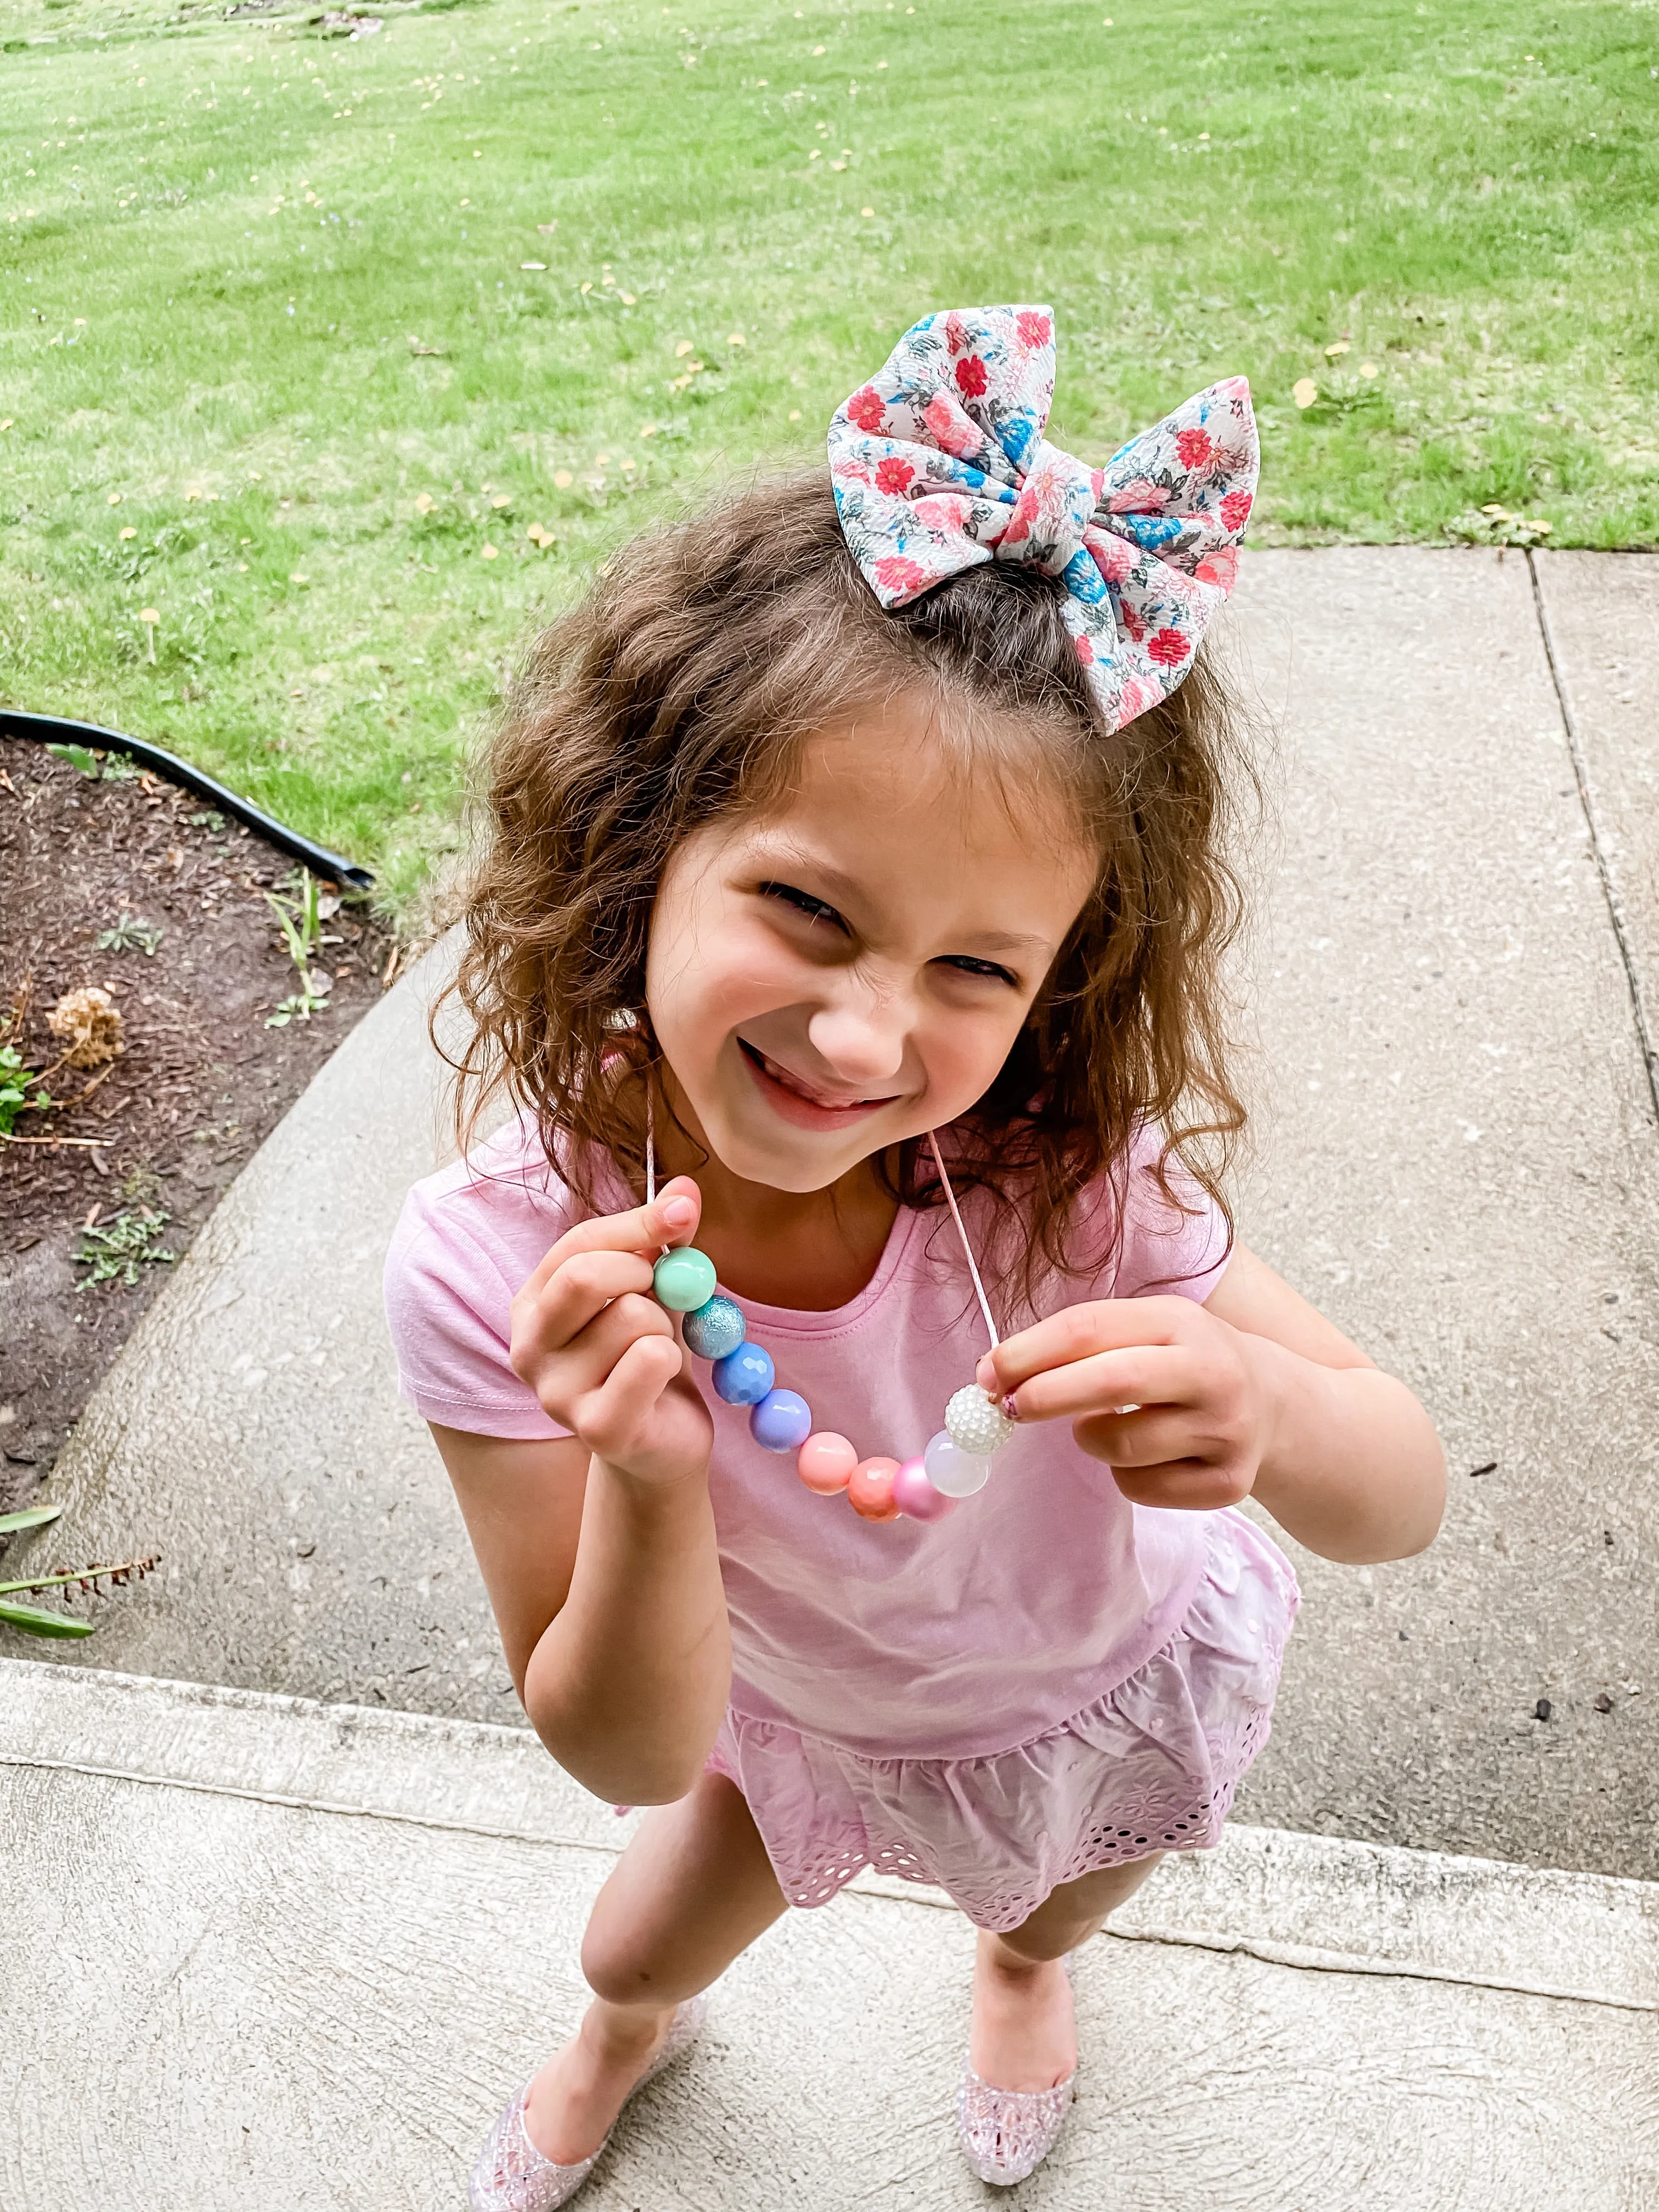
[384,1122,1298,1934]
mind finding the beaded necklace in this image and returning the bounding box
[646,1120,1013,1524]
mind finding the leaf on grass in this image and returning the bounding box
[0,1503,62,1536]
[1293,378,1318,409]
[0,1598,95,1639]
[481,542,499,560]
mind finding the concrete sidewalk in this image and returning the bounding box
[4,1658,1655,2211]
[15,547,1656,1884]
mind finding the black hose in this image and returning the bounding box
[0,710,375,890]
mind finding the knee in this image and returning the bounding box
[991,1921,1079,1966]
[579,1921,672,2007]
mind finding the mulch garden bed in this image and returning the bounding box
[0,734,394,1518]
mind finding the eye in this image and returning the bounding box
[759,881,850,934]
[938,955,1019,988]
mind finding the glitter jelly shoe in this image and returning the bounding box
[466,1993,709,2212]
[956,2062,1076,2188]
[957,1952,1076,2187]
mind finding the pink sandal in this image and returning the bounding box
[956,1951,1076,2186]
[466,1994,709,2212]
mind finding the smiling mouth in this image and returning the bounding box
[737,1037,900,1117]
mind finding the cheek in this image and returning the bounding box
[648,914,799,1048]
[917,997,1031,1107]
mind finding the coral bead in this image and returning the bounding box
[713,1341,775,1406]
[751,1388,813,1453]
[893,1455,956,1521]
[923,1427,992,1498]
[681,1293,746,1362]
[944,1383,1014,1458]
[653,1246,718,1313]
[798,1431,858,1496]
[848,1455,901,1521]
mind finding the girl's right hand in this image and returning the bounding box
[509,1176,715,1488]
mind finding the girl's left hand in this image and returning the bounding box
[976,1297,1276,1511]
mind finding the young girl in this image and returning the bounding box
[386,306,1445,2205]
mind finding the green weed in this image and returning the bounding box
[96,912,165,955]
[73,1205,176,1289]
[0,1508,161,1639]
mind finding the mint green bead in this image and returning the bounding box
[653,1246,718,1313]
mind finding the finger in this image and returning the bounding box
[513,1289,673,1403]
[1003,1344,1201,1425]
[978,1297,1193,1395]
[521,1177,703,1298]
[1107,1460,1252,1512]
[1072,1405,1209,1470]
[522,1248,657,1355]
[573,1331,686,1461]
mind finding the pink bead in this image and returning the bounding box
[848,1455,901,1521]
[893,1455,957,1522]
[798,1431,857,1497]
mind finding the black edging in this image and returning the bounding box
[0,710,374,890]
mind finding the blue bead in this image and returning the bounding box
[749,1389,813,1454]
[681,1293,746,1363]
[712,1341,775,1407]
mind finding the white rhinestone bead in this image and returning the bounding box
[944,1384,1014,1458]
[923,1428,991,1497]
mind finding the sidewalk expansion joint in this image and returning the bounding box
[9,1747,1655,2019]
[1528,548,1659,1124]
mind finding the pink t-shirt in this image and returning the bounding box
[385,1121,1233,1764]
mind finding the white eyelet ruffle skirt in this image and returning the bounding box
[706,1509,1298,1935]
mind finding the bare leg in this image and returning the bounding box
[523,1773,786,2162]
[970,1853,1163,2091]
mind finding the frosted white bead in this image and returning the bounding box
[944,1384,1014,1459]
[923,1428,991,1498]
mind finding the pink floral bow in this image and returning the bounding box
[827,305,1257,731]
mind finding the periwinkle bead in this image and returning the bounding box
[653,1246,718,1313]
[923,1427,991,1498]
[682,1293,746,1362]
[713,1341,775,1406]
[749,1388,812,1454]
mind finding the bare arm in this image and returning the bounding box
[1202,1244,1446,1561]
[427,1174,730,1806]
[980,1242,1446,1566]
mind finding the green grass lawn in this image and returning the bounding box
[2,0,1655,905]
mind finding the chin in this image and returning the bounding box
[710,1119,878,1194]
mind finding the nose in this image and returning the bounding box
[806,977,909,1087]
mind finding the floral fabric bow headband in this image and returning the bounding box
[827,305,1258,732]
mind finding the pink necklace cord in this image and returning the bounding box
[644,1103,999,1355]
[926,1131,1000,1352]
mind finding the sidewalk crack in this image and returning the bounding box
[1528,549,1659,1125]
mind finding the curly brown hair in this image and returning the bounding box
[438,472,1252,1307]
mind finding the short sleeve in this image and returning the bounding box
[383,1164,572,1442]
[1108,1126,1234,1304]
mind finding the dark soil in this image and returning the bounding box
[0,736,393,1515]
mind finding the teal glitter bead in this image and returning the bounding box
[653,1246,718,1313]
[682,1293,746,1362]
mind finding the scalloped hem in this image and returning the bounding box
[707,1508,1297,1934]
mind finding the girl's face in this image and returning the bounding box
[646,696,1097,1194]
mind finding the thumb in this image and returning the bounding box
[652,1175,702,1247]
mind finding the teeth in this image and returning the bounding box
[752,1045,875,1111]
